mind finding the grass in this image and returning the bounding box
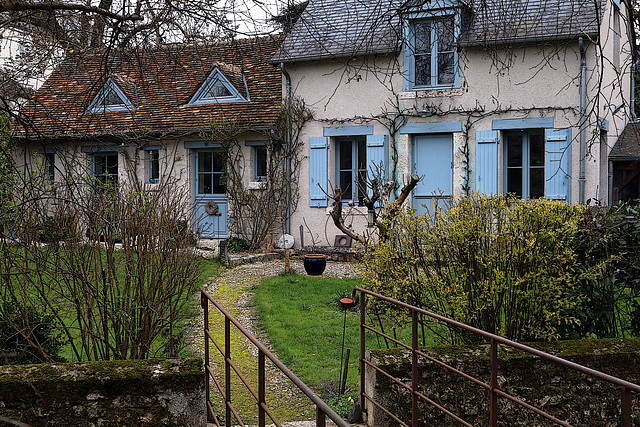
[1,247,223,363]
[252,272,429,416]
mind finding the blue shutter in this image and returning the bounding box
[475,130,499,195]
[545,128,572,202]
[309,137,328,207]
[366,135,389,203]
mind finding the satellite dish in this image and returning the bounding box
[277,234,295,249]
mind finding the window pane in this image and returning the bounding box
[339,171,352,198]
[339,140,352,170]
[198,174,212,194]
[199,152,212,173]
[530,134,545,167]
[507,135,523,167]
[103,88,123,106]
[212,152,224,172]
[507,168,522,197]
[213,173,226,194]
[256,147,267,179]
[415,54,431,86]
[106,155,118,176]
[45,153,55,182]
[415,22,431,53]
[437,18,455,52]
[437,52,455,85]
[357,139,366,170]
[530,168,544,198]
[149,150,159,183]
[206,79,232,98]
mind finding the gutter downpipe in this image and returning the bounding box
[579,37,587,204]
[281,62,292,235]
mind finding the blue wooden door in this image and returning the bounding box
[194,150,228,238]
[412,134,453,215]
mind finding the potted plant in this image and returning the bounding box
[303,219,326,276]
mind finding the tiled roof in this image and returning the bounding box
[20,36,283,139]
[271,0,605,63]
[610,122,640,159]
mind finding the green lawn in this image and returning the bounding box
[252,272,425,412]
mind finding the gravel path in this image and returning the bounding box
[194,257,361,426]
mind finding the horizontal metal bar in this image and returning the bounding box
[362,323,411,350]
[224,356,259,402]
[363,358,412,393]
[202,291,350,427]
[354,286,640,393]
[414,389,473,427]
[494,388,573,427]
[415,348,490,391]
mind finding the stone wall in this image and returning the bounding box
[365,338,640,426]
[0,358,205,426]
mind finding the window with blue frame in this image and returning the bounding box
[505,131,545,199]
[87,78,136,112]
[42,152,55,183]
[403,11,459,90]
[92,153,119,185]
[188,68,247,105]
[255,146,267,181]
[336,136,367,206]
[148,149,159,184]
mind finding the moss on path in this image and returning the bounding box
[203,261,316,424]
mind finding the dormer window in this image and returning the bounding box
[188,67,248,105]
[402,1,462,91]
[87,77,136,112]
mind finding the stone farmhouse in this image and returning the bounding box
[15,0,638,250]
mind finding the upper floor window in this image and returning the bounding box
[87,78,136,112]
[188,67,248,105]
[402,7,460,91]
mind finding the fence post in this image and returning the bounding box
[316,406,326,427]
[360,291,366,415]
[412,309,419,427]
[259,350,266,426]
[225,317,231,427]
[622,386,631,427]
[201,292,211,423]
[490,338,498,427]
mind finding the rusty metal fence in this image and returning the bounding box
[354,286,640,427]
[201,290,351,427]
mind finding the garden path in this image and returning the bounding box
[194,257,361,426]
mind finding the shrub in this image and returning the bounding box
[561,201,640,339]
[0,303,66,364]
[362,194,585,343]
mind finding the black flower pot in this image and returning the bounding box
[303,254,327,276]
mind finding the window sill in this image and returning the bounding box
[247,181,267,190]
[400,87,464,99]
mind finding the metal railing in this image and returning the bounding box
[201,290,351,427]
[355,286,640,427]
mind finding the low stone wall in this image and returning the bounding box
[365,338,640,426]
[0,358,205,426]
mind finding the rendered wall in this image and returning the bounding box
[286,2,633,248]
